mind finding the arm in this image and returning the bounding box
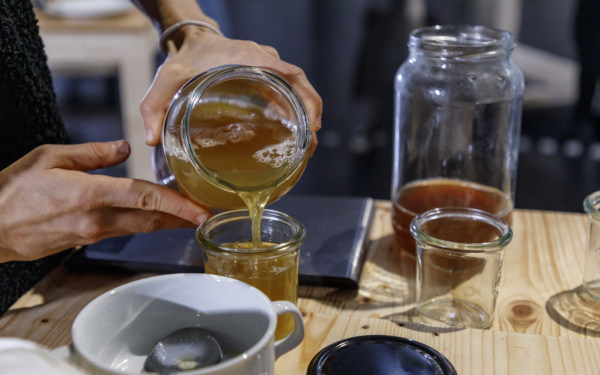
[131,0,219,50]
[131,0,322,154]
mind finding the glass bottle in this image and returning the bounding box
[154,65,311,211]
[392,25,524,256]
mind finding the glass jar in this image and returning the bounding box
[392,25,524,256]
[196,209,305,341]
[583,191,600,302]
[411,207,512,329]
[154,65,311,211]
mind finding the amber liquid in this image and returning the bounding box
[392,178,513,256]
[166,101,308,211]
[169,101,303,337]
[204,241,299,341]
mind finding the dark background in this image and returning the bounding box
[55,0,600,213]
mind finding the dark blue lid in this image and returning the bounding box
[307,335,456,375]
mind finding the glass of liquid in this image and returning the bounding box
[196,209,305,341]
[411,207,512,329]
[156,65,311,212]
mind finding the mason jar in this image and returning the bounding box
[411,207,513,329]
[392,25,524,257]
[196,209,305,341]
[154,65,311,211]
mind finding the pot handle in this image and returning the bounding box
[271,301,305,358]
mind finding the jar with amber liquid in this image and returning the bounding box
[154,65,311,212]
[196,209,305,341]
[392,25,524,256]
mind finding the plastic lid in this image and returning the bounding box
[307,335,456,375]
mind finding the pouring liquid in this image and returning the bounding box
[179,101,300,340]
[188,100,296,245]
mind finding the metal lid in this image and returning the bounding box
[307,335,456,375]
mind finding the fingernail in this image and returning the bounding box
[316,116,322,129]
[196,214,208,225]
[113,140,130,154]
[145,129,154,143]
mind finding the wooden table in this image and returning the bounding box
[36,8,158,181]
[2,202,600,374]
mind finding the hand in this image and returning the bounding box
[139,28,322,155]
[0,140,210,262]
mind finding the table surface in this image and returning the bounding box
[1,201,599,373]
[35,8,152,32]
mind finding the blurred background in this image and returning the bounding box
[41,0,600,213]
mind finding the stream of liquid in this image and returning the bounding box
[185,100,301,339]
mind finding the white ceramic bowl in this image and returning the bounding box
[71,273,304,375]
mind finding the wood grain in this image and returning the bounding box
[0,268,149,349]
[35,8,152,32]
[1,205,599,373]
[276,313,600,375]
[297,202,600,339]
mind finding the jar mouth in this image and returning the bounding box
[410,207,513,253]
[182,65,311,192]
[409,25,514,59]
[196,209,306,255]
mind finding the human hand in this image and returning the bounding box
[0,140,210,262]
[140,29,322,155]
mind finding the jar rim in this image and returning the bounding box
[410,207,513,253]
[408,25,514,59]
[181,65,311,192]
[196,208,307,255]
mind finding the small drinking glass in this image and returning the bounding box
[583,191,600,302]
[196,209,305,341]
[411,207,512,329]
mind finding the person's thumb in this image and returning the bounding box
[139,66,185,147]
[51,140,131,172]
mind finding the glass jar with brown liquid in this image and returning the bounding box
[154,65,311,212]
[393,26,524,257]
